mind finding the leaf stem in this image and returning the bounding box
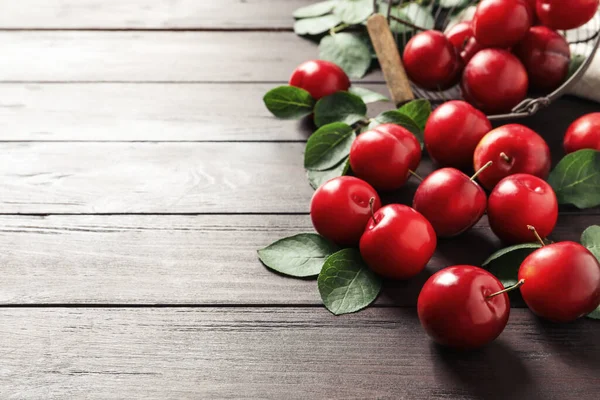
[527,225,546,247]
[330,23,350,35]
[487,279,525,300]
[471,161,493,181]
[354,118,371,129]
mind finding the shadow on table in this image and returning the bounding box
[380,228,502,306]
[535,317,600,370]
[432,340,534,400]
[298,117,315,139]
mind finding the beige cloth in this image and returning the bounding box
[569,44,600,102]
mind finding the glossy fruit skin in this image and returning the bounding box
[446,22,473,51]
[473,124,551,190]
[403,30,461,90]
[289,60,350,100]
[525,0,539,23]
[460,37,484,64]
[360,204,436,280]
[462,49,529,114]
[564,112,600,153]
[310,176,381,247]
[537,0,599,30]
[350,124,421,191]
[424,100,492,168]
[513,26,570,91]
[413,169,487,238]
[418,265,510,349]
[473,0,532,48]
[445,22,484,64]
[488,174,558,244]
[519,242,600,322]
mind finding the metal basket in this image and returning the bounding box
[374,0,600,120]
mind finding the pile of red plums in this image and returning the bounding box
[309,109,600,349]
[403,0,599,113]
[287,57,600,349]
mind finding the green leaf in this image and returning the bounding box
[581,225,600,261]
[357,32,379,59]
[547,149,600,209]
[482,243,543,288]
[348,86,389,103]
[445,5,477,31]
[314,92,367,127]
[294,14,342,35]
[397,99,432,131]
[318,248,382,315]
[319,33,372,78]
[587,305,600,320]
[482,243,544,268]
[305,122,356,171]
[263,86,315,119]
[333,0,374,24]
[369,110,424,146]
[437,0,470,8]
[376,2,408,34]
[258,234,339,277]
[294,0,339,18]
[568,54,586,79]
[378,3,435,34]
[581,225,600,319]
[307,157,350,189]
[402,4,435,31]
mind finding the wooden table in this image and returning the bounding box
[0,1,598,398]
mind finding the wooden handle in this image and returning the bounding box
[367,14,414,106]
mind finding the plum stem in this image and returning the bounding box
[487,279,525,300]
[471,161,493,181]
[528,225,546,247]
[408,169,423,181]
[500,152,511,163]
[369,197,376,224]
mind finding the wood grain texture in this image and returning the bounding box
[0,307,597,399]
[0,31,383,83]
[0,0,311,29]
[0,214,595,305]
[0,82,596,143]
[0,142,312,213]
[0,138,598,214]
[0,83,389,141]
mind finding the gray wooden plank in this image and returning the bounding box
[0,0,311,29]
[0,83,389,141]
[0,142,312,213]
[0,31,383,83]
[0,140,597,214]
[0,214,595,305]
[2,84,596,142]
[0,307,597,399]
